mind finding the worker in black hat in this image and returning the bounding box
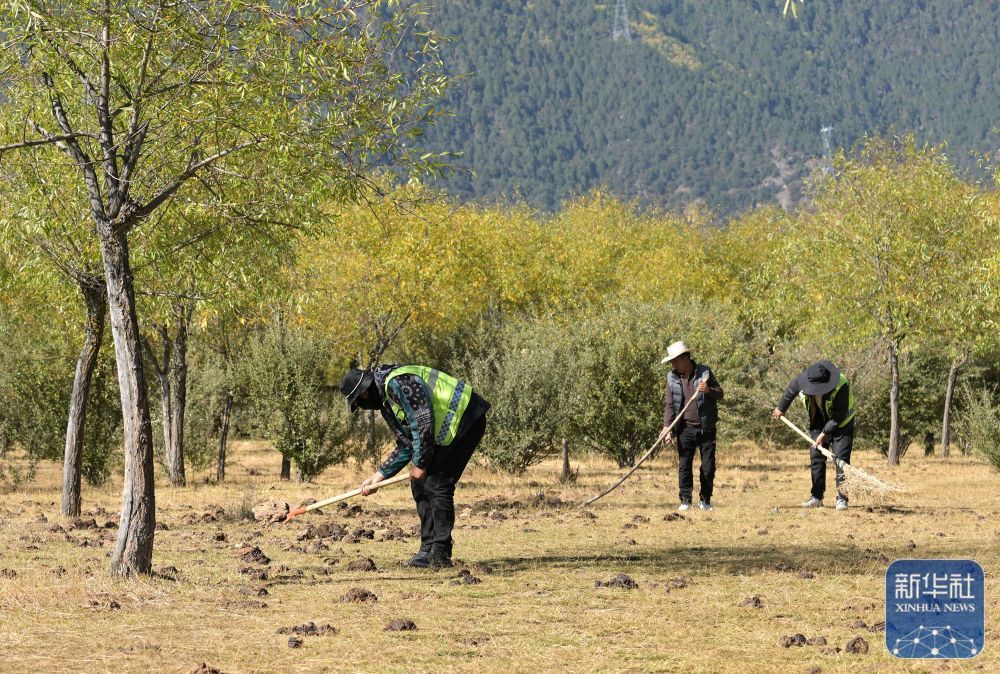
[772,360,856,510]
[340,364,490,568]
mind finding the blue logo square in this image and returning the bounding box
[886,559,984,658]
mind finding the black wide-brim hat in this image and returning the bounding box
[798,360,841,396]
[340,368,374,413]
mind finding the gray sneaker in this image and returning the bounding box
[678,502,692,512]
[698,500,714,511]
[835,497,849,511]
[801,497,824,508]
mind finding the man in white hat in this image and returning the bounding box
[662,341,724,511]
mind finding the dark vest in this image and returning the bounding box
[667,363,718,432]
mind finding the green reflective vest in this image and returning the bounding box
[385,365,473,447]
[800,373,856,428]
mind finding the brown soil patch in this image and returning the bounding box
[341,588,377,603]
[385,619,417,631]
[347,558,378,572]
[595,573,638,589]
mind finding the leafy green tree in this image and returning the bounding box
[0,0,449,576]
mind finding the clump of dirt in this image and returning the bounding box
[298,522,348,541]
[155,565,179,580]
[189,663,226,674]
[338,503,364,517]
[223,600,269,610]
[663,513,686,522]
[621,523,637,530]
[451,569,482,585]
[848,619,867,629]
[287,636,303,648]
[48,524,65,533]
[488,510,508,522]
[239,567,269,581]
[252,500,289,525]
[1,568,18,579]
[665,577,691,591]
[378,526,409,541]
[351,527,375,540]
[845,636,869,654]
[341,588,377,603]
[595,573,638,589]
[820,647,842,655]
[631,514,650,524]
[385,619,417,631]
[277,622,338,636]
[797,570,816,579]
[237,546,271,565]
[213,531,227,542]
[471,562,494,575]
[239,587,269,597]
[347,558,378,572]
[739,595,763,608]
[70,517,99,530]
[806,636,827,646]
[779,634,808,648]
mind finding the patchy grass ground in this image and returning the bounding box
[1,441,997,673]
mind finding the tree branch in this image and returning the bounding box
[0,133,93,156]
[130,137,265,224]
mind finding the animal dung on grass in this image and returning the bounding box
[779,634,807,648]
[385,619,418,632]
[347,558,378,572]
[252,500,289,525]
[277,622,338,636]
[739,595,763,608]
[341,588,378,603]
[595,573,638,589]
[237,546,271,565]
[845,636,869,654]
[287,636,303,649]
[189,664,226,674]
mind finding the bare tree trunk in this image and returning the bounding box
[216,390,233,483]
[103,228,156,577]
[886,342,902,466]
[280,455,291,480]
[559,438,571,483]
[166,302,191,487]
[940,353,965,457]
[62,282,107,517]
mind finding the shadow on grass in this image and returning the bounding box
[478,543,894,577]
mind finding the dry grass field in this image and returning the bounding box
[1,441,997,674]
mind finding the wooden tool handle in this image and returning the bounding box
[305,471,412,512]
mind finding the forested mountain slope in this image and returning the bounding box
[421,1,998,213]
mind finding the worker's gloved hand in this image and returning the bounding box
[360,471,385,496]
[771,408,784,419]
[409,466,427,481]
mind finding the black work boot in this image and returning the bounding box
[427,541,453,569]
[404,542,433,568]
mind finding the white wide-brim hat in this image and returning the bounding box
[660,340,691,364]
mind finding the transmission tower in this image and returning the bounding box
[612,0,631,42]
[820,126,833,174]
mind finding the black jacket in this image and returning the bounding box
[776,377,854,435]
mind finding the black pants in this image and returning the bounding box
[809,426,854,501]
[411,414,486,549]
[676,426,716,504]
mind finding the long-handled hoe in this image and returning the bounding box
[581,371,709,507]
[283,472,412,523]
[776,415,903,499]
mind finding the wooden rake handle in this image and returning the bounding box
[284,471,412,523]
[777,415,845,468]
[581,371,710,507]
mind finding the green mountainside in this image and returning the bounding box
[420,0,998,214]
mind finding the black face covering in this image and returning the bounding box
[355,382,383,411]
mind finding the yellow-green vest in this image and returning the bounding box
[800,373,856,428]
[385,366,473,446]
